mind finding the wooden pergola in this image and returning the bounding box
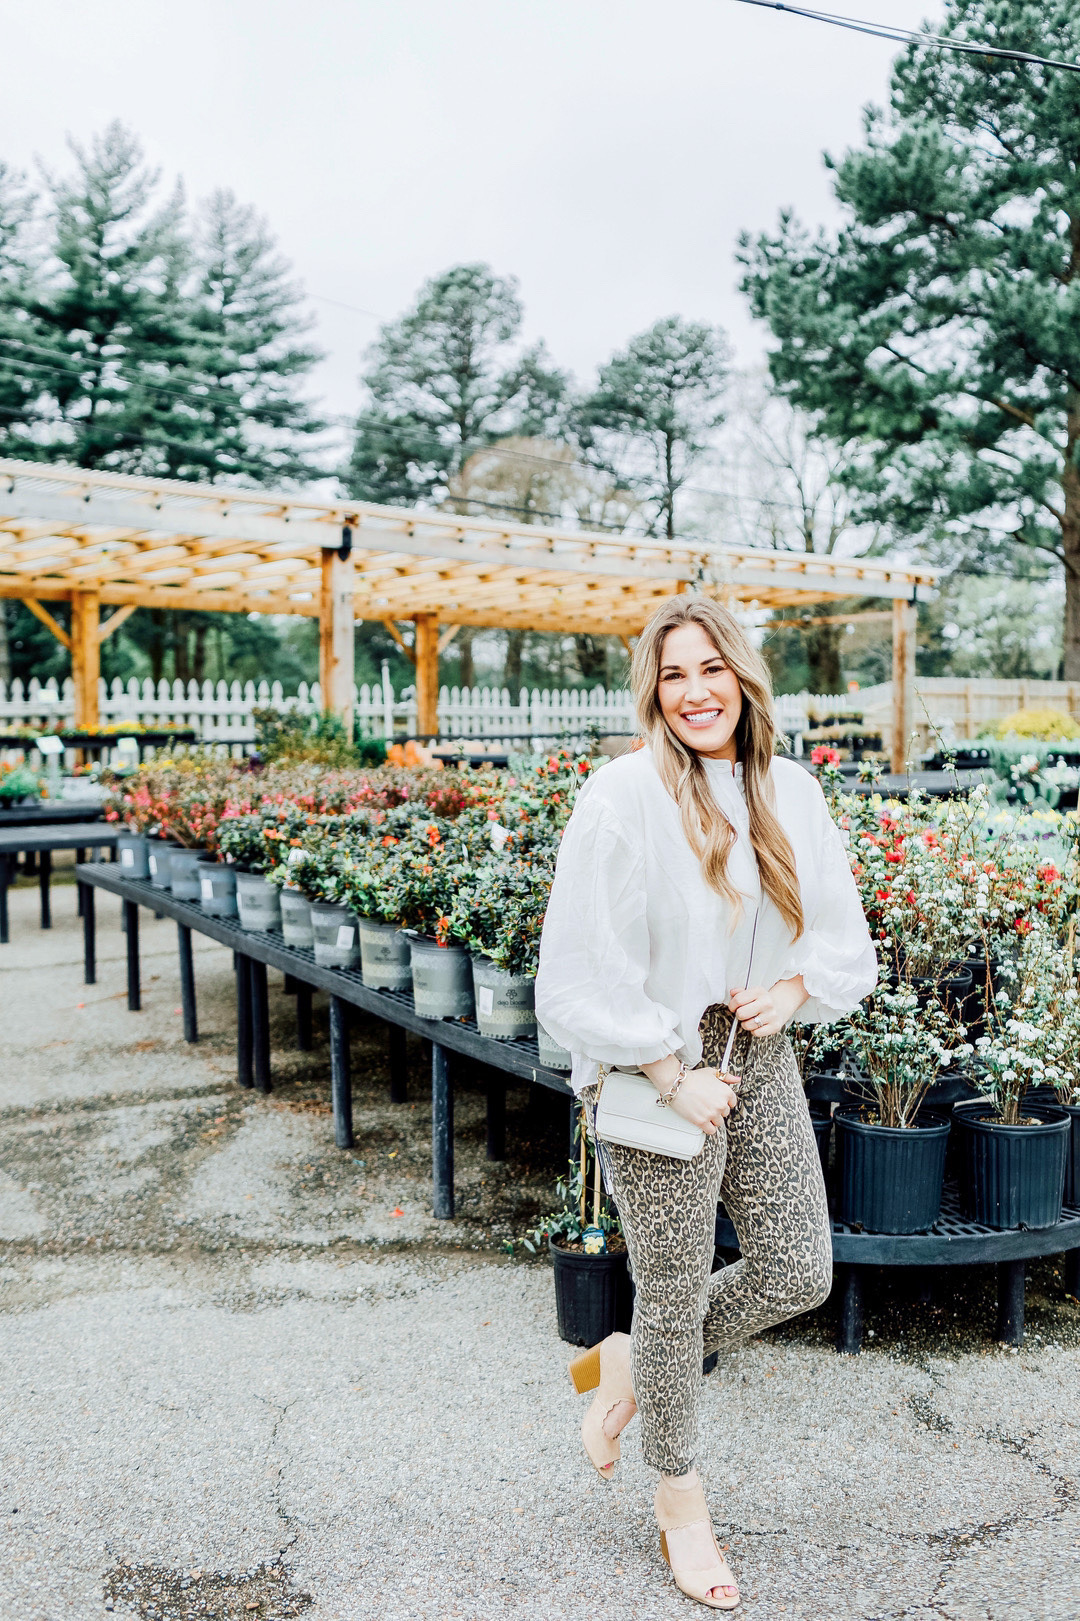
[0,458,935,768]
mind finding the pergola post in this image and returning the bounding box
[320,544,355,739]
[891,596,917,773]
[71,590,100,732]
[413,613,439,737]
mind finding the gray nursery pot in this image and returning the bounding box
[236,871,283,933]
[116,832,149,880]
[536,1020,573,1071]
[311,902,362,969]
[168,848,205,901]
[471,955,536,1041]
[408,936,474,1019]
[279,890,314,949]
[196,860,238,917]
[358,918,411,990]
[146,839,173,889]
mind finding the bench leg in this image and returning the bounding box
[123,899,140,1011]
[76,850,86,915]
[0,855,11,945]
[296,984,313,1051]
[237,956,253,1089]
[82,882,96,984]
[177,923,197,1042]
[329,995,353,1149]
[1065,1249,1080,1302]
[432,1041,454,1219]
[836,1264,863,1354]
[39,848,51,930]
[251,959,271,1094]
[389,1022,407,1104]
[486,1080,506,1161]
[996,1260,1025,1347]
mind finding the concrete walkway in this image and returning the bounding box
[1,866,1079,1621]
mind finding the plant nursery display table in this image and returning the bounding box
[0,822,120,942]
[716,1189,1080,1353]
[74,862,572,1220]
[0,803,106,828]
[0,729,197,760]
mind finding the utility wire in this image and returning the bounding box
[732,0,1080,74]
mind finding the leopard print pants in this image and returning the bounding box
[586,1006,832,1476]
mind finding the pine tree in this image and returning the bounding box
[0,163,52,457]
[184,189,325,485]
[738,1,1080,673]
[346,263,565,507]
[574,316,729,539]
[33,122,199,472]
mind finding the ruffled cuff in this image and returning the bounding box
[780,933,878,1023]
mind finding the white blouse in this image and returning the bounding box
[535,747,877,1096]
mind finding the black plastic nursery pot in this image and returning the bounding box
[808,1103,832,1177]
[834,1107,950,1234]
[954,1104,1070,1231]
[548,1235,633,1347]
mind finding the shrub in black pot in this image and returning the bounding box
[954,1103,1069,1230]
[526,1132,631,1346]
[835,1107,950,1233]
[832,981,968,1233]
[808,1103,833,1178]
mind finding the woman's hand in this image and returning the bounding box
[728,975,808,1038]
[667,1067,739,1134]
[640,1056,738,1135]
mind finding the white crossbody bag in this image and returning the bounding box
[592,909,758,1161]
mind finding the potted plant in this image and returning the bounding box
[525,1113,630,1346]
[953,937,1070,1229]
[833,986,962,1233]
[449,852,553,1040]
[217,809,290,932]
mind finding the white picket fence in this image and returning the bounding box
[12,673,1055,758]
[0,673,650,753]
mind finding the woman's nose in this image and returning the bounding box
[684,674,711,704]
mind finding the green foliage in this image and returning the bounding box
[346,262,566,507]
[0,122,324,481]
[738,1,1080,664]
[573,316,729,539]
[252,705,388,769]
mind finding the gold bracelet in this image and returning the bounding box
[655,1061,690,1109]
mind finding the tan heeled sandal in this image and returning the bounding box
[567,1331,636,1480]
[655,1471,740,1610]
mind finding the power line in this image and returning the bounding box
[732,0,1080,74]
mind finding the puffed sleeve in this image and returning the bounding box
[783,780,878,1024]
[535,784,681,1067]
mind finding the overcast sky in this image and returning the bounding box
[5,0,938,446]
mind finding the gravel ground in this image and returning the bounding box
[2,864,1079,1621]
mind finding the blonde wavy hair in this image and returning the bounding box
[632,594,803,940]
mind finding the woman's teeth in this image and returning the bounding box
[683,709,720,726]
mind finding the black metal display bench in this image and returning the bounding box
[74,863,572,1221]
[0,821,120,941]
[717,1189,1080,1354]
[0,729,197,760]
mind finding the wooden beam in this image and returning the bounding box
[71,591,100,731]
[20,596,71,651]
[891,597,917,773]
[320,547,355,740]
[98,603,137,642]
[769,609,895,630]
[437,624,461,655]
[413,613,439,736]
[380,619,416,664]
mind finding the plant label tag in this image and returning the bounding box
[148,855,157,874]
[336,925,355,948]
[478,985,494,1016]
[200,878,214,900]
[120,848,134,867]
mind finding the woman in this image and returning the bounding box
[535,595,876,1610]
